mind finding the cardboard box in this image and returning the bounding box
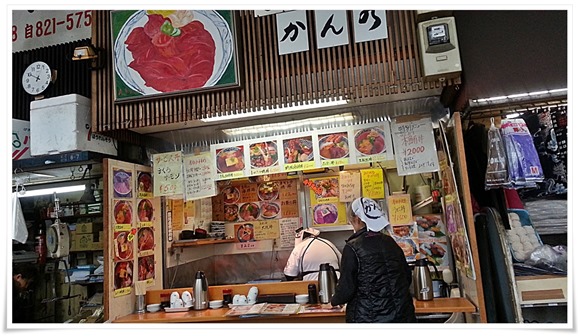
[30,94,117,156]
[12,119,31,160]
[76,222,104,234]
[71,232,102,251]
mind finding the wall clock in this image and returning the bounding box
[22,61,53,95]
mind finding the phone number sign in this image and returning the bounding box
[12,10,92,52]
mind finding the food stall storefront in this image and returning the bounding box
[86,10,485,323]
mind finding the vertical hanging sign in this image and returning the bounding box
[352,10,388,43]
[277,10,309,55]
[314,10,349,49]
[183,152,217,201]
[391,116,440,176]
[152,151,184,196]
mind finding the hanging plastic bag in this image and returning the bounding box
[501,118,544,187]
[485,119,510,189]
[12,192,28,243]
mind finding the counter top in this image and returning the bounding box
[113,298,476,323]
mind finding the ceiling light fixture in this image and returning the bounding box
[222,113,354,136]
[201,96,348,123]
[472,88,567,104]
[17,184,86,198]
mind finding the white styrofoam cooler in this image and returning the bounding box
[30,94,117,156]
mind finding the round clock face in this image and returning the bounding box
[22,61,52,95]
[46,226,59,254]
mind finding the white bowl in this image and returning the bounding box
[146,303,161,313]
[295,294,309,304]
[209,300,223,308]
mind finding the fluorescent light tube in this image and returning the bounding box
[18,185,86,198]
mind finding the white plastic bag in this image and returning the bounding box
[12,192,28,243]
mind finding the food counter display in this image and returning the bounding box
[112,281,476,323]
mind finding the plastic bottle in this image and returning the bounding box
[35,226,46,264]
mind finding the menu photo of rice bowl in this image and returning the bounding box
[260,201,281,219]
[318,133,349,160]
[113,10,235,98]
[354,127,386,156]
[239,202,260,221]
[313,204,338,225]
[250,141,278,168]
[113,170,132,197]
[215,146,245,173]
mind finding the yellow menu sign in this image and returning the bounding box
[387,193,413,225]
[361,168,384,199]
[253,220,280,240]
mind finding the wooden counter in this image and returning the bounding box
[114,281,476,323]
[113,298,476,323]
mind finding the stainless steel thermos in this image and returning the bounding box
[318,263,338,304]
[193,270,209,310]
[413,258,435,301]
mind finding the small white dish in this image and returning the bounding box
[164,306,192,313]
[146,303,161,313]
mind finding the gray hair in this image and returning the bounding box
[345,201,357,223]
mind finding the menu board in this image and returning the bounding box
[183,152,217,201]
[279,218,300,249]
[360,168,385,199]
[216,180,299,224]
[152,151,184,196]
[391,116,440,176]
[253,220,281,240]
[307,176,347,226]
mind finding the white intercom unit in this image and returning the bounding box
[417,16,462,81]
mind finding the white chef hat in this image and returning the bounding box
[351,197,389,232]
[294,227,320,245]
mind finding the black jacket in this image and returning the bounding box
[331,228,416,323]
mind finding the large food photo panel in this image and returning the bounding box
[111,10,240,101]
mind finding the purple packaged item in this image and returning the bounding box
[501,119,544,186]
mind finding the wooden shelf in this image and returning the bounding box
[170,238,236,253]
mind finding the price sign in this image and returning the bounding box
[361,168,384,199]
[387,193,413,225]
[183,152,217,201]
[153,151,184,197]
[391,116,440,176]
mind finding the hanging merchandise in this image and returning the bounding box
[484,119,509,190]
[500,118,544,187]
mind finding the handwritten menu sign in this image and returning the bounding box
[361,168,384,199]
[279,218,300,249]
[171,199,184,231]
[391,116,440,176]
[387,193,413,225]
[278,180,299,217]
[153,151,184,196]
[339,171,361,202]
[253,220,281,240]
[183,153,217,201]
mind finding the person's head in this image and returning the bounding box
[13,264,36,291]
[348,197,390,232]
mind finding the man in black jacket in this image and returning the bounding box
[331,197,416,323]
